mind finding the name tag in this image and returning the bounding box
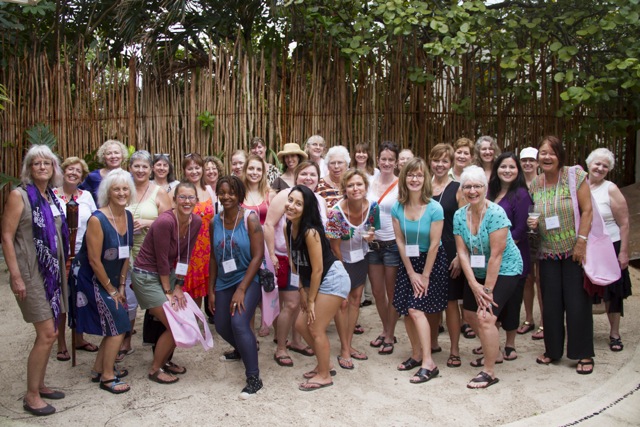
[222,258,237,274]
[470,255,486,268]
[118,246,130,259]
[545,216,560,230]
[175,262,189,276]
[405,245,420,257]
[290,273,300,288]
[349,249,364,263]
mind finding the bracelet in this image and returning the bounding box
[163,288,173,295]
[577,234,588,242]
[110,290,118,297]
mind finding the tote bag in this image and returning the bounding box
[162,293,214,350]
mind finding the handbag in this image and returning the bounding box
[162,293,214,350]
[568,166,621,286]
[242,209,277,292]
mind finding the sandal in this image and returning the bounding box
[503,347,517,361]
[532,326,544,340]
[353,324,365,335]
[274,354,294,367]
[609,336,623,352]
[148,368,179,384]
[470,357,502,367]
[536,354,554,365]
[287,344,314,357]
[467,371,499,389]
[516,321,535,335]
[378,341,394,355]
[99,378,130,394]
[370,335,385,348]
[576,358,594,375]
[302,369,336,379]
[337,355,354,370]
[461,324,476,339]
[91,367,129,383]
[397,357,422,371]
[164,361,187,375]
[446,355,461,368]
[410,367,439,384]
[56,350,70,361]
[472,346,483,355]
[350,350,368,361]
[75,342,99,352]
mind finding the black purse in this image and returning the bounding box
[259,268,275,292]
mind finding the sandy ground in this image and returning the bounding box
[0,261,638,426]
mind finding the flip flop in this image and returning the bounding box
[353,324,365,335]
[302,369,336,379]
[378,342,394,355]
[287,344,314,357]
[472,346,483,355]
[503,347,518,361]
[532,326,544,340]
[576,358,594,375]
[274,354,294,367]
[56,350,70,361]
[337,355,354,370]
[467,371,499,389]
[164,361,187,375]
[350,350,368,360]
[470,357,503,367]
[75,342,99,352]
[517,321,535,334]
[148,368,179,384]
[298,381,333,392]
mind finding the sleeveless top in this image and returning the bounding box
[590,180,620,242]
[212,210,257,291]
[126,185,161,261]
[242,197,269,224]
[287,223,337,288]
[432,180,460,246]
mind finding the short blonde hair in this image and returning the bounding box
[21,145,63,187]
[61,156,90,181]
[340,168,370,195]
[97,169,136,208]
[97,139,128,166]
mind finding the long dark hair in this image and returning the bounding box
[285,185,324,245]
[488,152,527,203]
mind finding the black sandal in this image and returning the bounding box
[576,358,594,375]
[410,367,439,384]
[99,378,130,394]
[397,357,422,371]
[609,336,623,352]
[446,355,461,368]
[467,371,499,389]
[461,324,476,339]
[378,341,394,355]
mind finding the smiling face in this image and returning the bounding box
[479,141,494,164]
[184,160,203,185]
[378,149,397,175]
[204,161,219,186]
[217,182,239,211]
[344,174,367,201]
[108,181,131,208]
[245,159,264,185]
[104,144,124,170]
[405,168,426,193]
[153,159,169,180]
[538,142,560,174]
[497,157,518,186]
[63,162,83,188]
[296,165,319,191]
[588,156,611,184]
[461,180,486,206]
[354,151,368,167]
[430,154,451,179]
[174,185,198,216]
[307,140,325,160]
[284,154,300,171]
[285,189,304,223]
[231,154,245,177]
[455,147,471,169]
[130,159,151,184]
[520,157,538,174]
[250,142,266,159]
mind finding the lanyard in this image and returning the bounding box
[107,204,128,247]
[542,174,561,218]
[222,209,241,261]
[403,204,426,246]
[175,211,192,264]
[466,203,487,255]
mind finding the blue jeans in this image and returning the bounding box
[214,281,261,377]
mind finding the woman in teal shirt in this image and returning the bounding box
[391,158,449,384]
[454,165,522,389]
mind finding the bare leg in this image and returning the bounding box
[403,315,422,361]
[25,319,58,410]
[606,302,621,339]
[275,291,300,358]
[334,299,351,363]
[56,314,68,354]
[407,309,437,379]
[427,313,440,350]
[445,301,461,356]
[522,274,535,325]
[468,309,500,387]
[369,264,389,338]
[347,286,365,355]
[148,306,179,382]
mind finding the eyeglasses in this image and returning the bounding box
[329,161,345,167]
[176,195,197,201]
[153,153,170,159]
[309,143,325,148]
[32,161,53,168]
[407,173,425,180]
[462,184,485,191]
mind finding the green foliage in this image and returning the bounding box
[197,111,216,130]
[25,123,57,149]
[83,149,101,171]
[0,83,10,110]
[0,172,20,192]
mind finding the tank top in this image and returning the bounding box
[432,180,460,245]
[242,198,269,224]
[126,185,161,261]
[590,180,620,242]
[287,223,337,287]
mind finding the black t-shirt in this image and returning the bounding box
[287,224,337,287]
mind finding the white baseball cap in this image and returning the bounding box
[520,147,538,160]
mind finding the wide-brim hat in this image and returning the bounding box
[277,143,308,162]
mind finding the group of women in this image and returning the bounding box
[3,133,631,414]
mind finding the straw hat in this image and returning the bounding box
[277,143,308,162]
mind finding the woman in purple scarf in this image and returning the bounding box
[2,145,70,416]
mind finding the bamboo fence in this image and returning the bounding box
[0,36,635,213]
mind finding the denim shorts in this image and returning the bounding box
[317,261,350,299]
[366,243,400,267]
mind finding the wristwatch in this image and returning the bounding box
[483,287,493,295]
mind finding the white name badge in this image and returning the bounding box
[405,245,420,257]
[470,255,486,268]
[545,215,560,230]
[118,246,129,259]
[349,249,365,263]
[290,273,300,288]
[175,262,189,276]
[222,258,237,274]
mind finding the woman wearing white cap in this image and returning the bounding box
[517,147,544,341]
[271,143,308,192]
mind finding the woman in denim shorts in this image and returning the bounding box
[285,185,349,392]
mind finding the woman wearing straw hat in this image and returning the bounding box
[272,143,308,192]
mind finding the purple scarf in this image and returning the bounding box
[26,184,70,329]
